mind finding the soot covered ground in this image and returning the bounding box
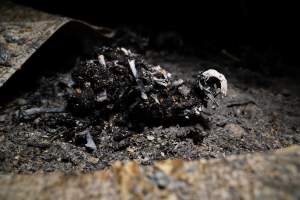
[0,33,299,173]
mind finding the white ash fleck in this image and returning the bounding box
[98,55,106,67]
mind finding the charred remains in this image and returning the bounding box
[67,47,227,130]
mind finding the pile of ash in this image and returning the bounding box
[67,47,227,131]
[57,46,227,152]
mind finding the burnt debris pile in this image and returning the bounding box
[67,47,227,130]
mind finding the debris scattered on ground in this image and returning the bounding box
[67,47,226,130]
[0,30,299,173]
[0,42,10,66]
[224,123,246,138]
[17,107,65,119]
[85,131,97,152]
[146,135,155,141]
[199,69,228,97]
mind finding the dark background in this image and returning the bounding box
[13,0,300,69]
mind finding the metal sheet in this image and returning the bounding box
[0,2,103,87]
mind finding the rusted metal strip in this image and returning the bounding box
[0,145,299,200]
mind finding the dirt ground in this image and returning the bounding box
[0,32,299,173]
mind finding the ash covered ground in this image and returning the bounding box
[0,31,300,173]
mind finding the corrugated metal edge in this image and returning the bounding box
[0,2,107,88]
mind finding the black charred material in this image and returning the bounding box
[67,47,223,130]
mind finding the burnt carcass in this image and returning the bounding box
[67,47,227,130]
